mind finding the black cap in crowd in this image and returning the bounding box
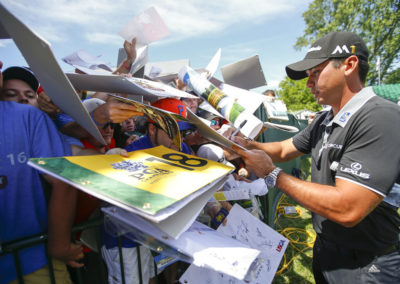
[2,66,39,91]
[285,31,369,80]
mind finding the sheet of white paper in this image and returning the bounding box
[211,190,250,201]
[70,65,113,76]
[131,45,149,74]
[179,66,263,138]
[220,83,268,115]
[186,109,246,151]
[119,6,170,45]
[117,45,149,75]
[204,48,221,79]
[200,99,297,133]
[263,100,289,121]
[62,50,112,71]
[264,121,299,133]
[223,175,268,196]
[180,204,289,284]
[148,65,162,79]
[148,176,228,238]
[103,207,260,280]
[66,73,198,100]
[144,59,190,83]
[198,101,224,118]
[0,3,105,145]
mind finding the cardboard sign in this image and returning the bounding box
[221,55,267,90]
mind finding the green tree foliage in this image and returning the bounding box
[279,77,322,112]
[295,0,400,85]
[384,67,400,84]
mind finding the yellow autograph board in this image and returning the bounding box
[29,146,233,215]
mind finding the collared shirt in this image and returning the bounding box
[293,87,400,252]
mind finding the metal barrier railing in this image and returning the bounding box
[0,217,158,284]
[2,163,308,284]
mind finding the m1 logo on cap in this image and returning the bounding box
[332,45,350,55]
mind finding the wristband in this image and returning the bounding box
[122,60,132,70]
[211,207,229,227]
[36,85,44,94]
[90,111,106,127]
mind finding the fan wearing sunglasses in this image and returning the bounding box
[79,98,117,154]
[125,98,194,154]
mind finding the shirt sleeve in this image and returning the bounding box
[30,109,72,158]
[54,113,74,129]
[335,103,400,196]
[292,112,326,154]
[60,133,84,147]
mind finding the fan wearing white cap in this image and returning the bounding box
[197,143,235,168]
[80,98,118,154]
[233,31,400,283]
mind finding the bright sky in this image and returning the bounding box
[1,0,312,90]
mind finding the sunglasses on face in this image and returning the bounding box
[210,119,221,126]
[103,122,117,130]
[180,129,195,138]
[154,123,194,138]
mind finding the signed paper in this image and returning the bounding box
[180,204,288,283]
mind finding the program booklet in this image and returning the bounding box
[28,146,233,238]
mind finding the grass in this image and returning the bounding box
[272,194,316,284]
[271,197,400,284]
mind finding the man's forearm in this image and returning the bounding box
[275,172,383,227]
[47,178,78,260]
[113,58,134,74]
[60,121,89,139]
[248,139,301,163]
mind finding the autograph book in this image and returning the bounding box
[28,146,233,238]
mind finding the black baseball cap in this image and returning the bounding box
[3,66,39,91]
[286,31,369,80]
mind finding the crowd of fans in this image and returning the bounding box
[2,29,400,284]
[0,37,261,284]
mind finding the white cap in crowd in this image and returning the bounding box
[197,143,235,168]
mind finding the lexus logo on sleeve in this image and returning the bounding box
[340,162,370,179]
